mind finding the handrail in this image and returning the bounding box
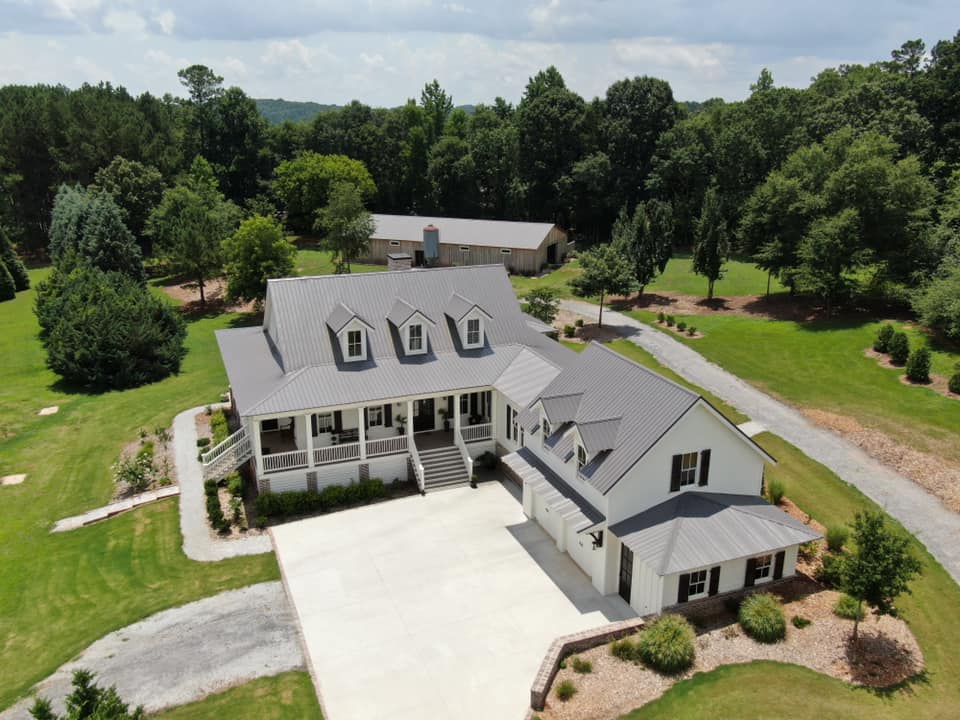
[461,422,492,443]
[454,429,475,485]
[313,442,361,465]
[407,435,426,493]
[365,435,408,458]
[201,426,248,465]
[262,449,309,474]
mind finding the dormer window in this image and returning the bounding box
[542,418,551,446]
[408,324,423,352]
[466,318,481,346]
[347,330,363,359]
[576,444,587,472]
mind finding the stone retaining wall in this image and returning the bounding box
[530,617,646,711]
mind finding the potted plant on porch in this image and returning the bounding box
[395,414,407,436]
[438,407,450,431]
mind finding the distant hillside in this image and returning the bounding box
[255,99,339,124]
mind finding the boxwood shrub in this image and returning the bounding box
[255,478,387,518]
[738,592,786,643]
[636,614,696,674]
[873,323,895,353]
[950,368,960,395]
[888,331,910,366]
[905,346,931,383]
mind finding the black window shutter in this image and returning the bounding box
[447,396,453,415]
[699,449,711,486]
[773,550,786,580]
[384,404,392,427]
[333,410,342,432]
[677,573,690,603]
[709,566,721,596]
[744,558,757,587]
[470,392,478,415]
[670,455,682,492]
[311,414,318,436]
[363,407,369,427]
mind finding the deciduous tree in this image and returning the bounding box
[613,201,673,297]
[315,182,375,273]
[692,185,729,299]
[523,287,560,325]
[92,156,164,250]
[223,215,296,305]
[570,243,635,327]
[273,152,376,233]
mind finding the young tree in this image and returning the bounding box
[92,156,165,251]
[0,224,29,291]
[692,185,729,299]
[223,215,296,306]
[273,152,377,233]
[315,182,375,273]
[523,287,560,324]
[30,668,145,720]
[148,157,239,304]
[570,244,636,327]
[840,511,921,641]
[613,201,673,298]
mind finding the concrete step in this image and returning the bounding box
[421,457,466,472]
[419,446,460,459]
[425,466,467,482]
[424,476,470,490]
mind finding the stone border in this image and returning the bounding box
[530,617,646,711]
[53,486,180,532]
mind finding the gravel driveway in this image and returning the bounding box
[561,299,960,586]
[0,582,303,719]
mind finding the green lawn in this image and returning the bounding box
[512,253,782,299]
[152,672,321,719]
[294,247,382,277]
[0,271,280,710]
[625,310,960,464]
[607,362,960,719]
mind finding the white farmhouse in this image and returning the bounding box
[209,264,819,616]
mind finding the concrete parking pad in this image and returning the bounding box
[272,481,634,720]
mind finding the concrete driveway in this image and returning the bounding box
[272,481,634,720]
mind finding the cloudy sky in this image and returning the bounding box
[1,1,957,105]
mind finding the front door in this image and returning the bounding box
[619,544,634,604]
[413,398,435,432]
[414,250,425,267]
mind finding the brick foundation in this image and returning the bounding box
[665,575,803,620]
[306,471,318,493]
[530,617,646,711]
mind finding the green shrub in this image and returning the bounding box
[113,453,153,493]
[0,260,17,301]
[657,311,666,323]
[873,323,895,353]
[798,540,819,562]
[905,346,931,383]
[563,324,575,338]
[136,440,154,462]
[209,410,230,444]
[255,479,387,518]
[834,594,865,620]
[610,637,636,661]
[636,614,696,674]
[816,552,845,588]
[555,680,577,702]
[791,615,811,629]
[739,592,786,643]
[574,318,584,328]
[196,437,211,448]
[676,320,687,332]
[571,657,592,674]
[888,331,910,365]
[255,515,268,530]
[687,326,697,336]
[767,478,785,505]
[666,315,675,327]
[950,368,960,395]
[825,525,848,553]
[478,451,498,470]
[226,472,244,497]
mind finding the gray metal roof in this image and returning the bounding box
[577,418,622,455]
[536,343,700,495]
[503,448,604,533]
[522,312,556,335]
[444,292,485,323]
[372,214,558,251]
[493,348,562,408]
[386,298,433,328]
[217,265,577,416]
[609,492,822,575]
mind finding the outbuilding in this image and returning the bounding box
[362,214,569,274]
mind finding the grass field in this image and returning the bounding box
[0,272,280,710]
[294,246,381,277]
[512,253,783,299]
[606,349,960,719]
[625,310,960,464]
[152,672,321,719]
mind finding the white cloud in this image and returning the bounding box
[154,10,177,35]
[261,38,315,69]
[221,55,248,79]
[74,54,112,82]
[613,37,735,75]
[43,0,102,22]
[103,10,147,35]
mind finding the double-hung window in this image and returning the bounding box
[576,445,587,472]
[347,330,363,359]
[687,569,708,597]
[466,318,481,346]
[408,324,423,352]
[367,406,383,427]
[679,451,698,487]
[754,554,772,580]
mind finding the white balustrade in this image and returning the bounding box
[461,422,492,442]
[313,442,361,465]
[365,435,408,458]
[262,449,309,473]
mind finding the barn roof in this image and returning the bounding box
[371,214,558,251]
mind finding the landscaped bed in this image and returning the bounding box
[538,578,922,720]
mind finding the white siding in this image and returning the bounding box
[565,522,600,578]
[368,454,407,483]
[631,557,663,615]
[605,403,766,525]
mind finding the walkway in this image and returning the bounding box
[562,299,960,586]
[0,582,303,719]
[174,405,272,561]
[52,486,180,532]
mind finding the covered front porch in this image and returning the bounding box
[253,390,495,476]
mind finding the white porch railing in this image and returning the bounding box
[454,429,474,486]
[461,422,492,443]
[314,442,361,465]
[366,435,408,458]
[263,449,309,474]
[408,437,426,493]
[201,427,252,481]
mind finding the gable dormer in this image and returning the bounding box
[326,302,373,363]
[387,298,435,357]
[444,292,493,350]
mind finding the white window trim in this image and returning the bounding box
[405,322,426,355]
[687,568,708,599]
[541,418,551,447]
[389,240,401,247]
[338,319,368,362]
[367,406,384,427]
[576,444,587,472]
[314,413,333,435]
[754,554,773,582]
[347,330,363,359]
[460,311,485,349]
[500,248,512,255]
[679,451,698,487]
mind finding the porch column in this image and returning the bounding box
[305,412,315,467]
[489,390,497,442]
[406,400,414,439]
[358,407,367,460]
[251,418,264,479]
[453,393,462,440]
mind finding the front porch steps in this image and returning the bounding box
[419,444,470,491]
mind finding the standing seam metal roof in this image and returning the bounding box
[372,214,558,251]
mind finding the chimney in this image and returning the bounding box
[422,224,440,263]
[387,252,413,271]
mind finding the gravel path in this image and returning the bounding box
[0,582,304,719]
[561,299,960,586]
[175,406,272,561]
